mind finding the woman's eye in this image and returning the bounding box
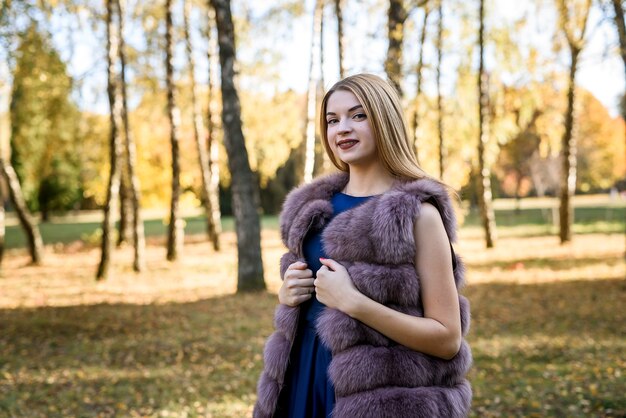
[353,113,367,120]
[327,118,338,125]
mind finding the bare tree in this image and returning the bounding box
[385,0,428,98]
[386,0,408,96]
[477,0,497,248]
[97,0,123,280]
[303,0,324,183]
[117,172,132,246]
[210,0,265,292]
[334,0,345,78]
[611,0,626,78]
[206,6,222,251]
[0,158,44,265]
[435,0,444,179]
[609,0,626,257]
[165,0,183,260]
[116,0,145,271]
[183,0,220,249]
[609,0,626,171]
[411,4,431,161]
[556,0,592,244]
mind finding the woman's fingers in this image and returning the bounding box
[287,277,314,288]
[285,268,313,280]
[288,261,307,270]
[283,278,315,304]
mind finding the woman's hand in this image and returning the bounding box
[279,261,315,307]
[315,258,362,313]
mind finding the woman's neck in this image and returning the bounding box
[343,163,396,196]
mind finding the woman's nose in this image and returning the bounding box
[337,118,351,133]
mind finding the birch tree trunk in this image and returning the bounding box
[610,0,626,256]
[557,0,591,244]
[210,0,265,292]
[0,158,44,264]
[97,0,123,280]
[165,0,184,261]
[303,0,323,184]
[206,6,222,251]
[183,0,219,248]
[435,0,444,179]
[477,0,497,248]
[411,5,430,161]
[334,0,345,79]
[316,1,328,175]
[117,0,145,271]
[385,0,408,97]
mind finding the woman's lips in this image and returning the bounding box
[337,139,358,150]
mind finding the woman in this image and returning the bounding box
[254,74,471,418]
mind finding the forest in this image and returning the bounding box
[0,0,625,416]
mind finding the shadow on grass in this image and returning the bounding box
[1,280,625,417]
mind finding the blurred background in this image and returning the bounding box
[0,0,624,417]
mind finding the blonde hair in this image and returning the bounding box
[320,73,435,182]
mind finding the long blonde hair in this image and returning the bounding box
[320,73,434,182]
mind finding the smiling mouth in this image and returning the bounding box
[337,139,359,150]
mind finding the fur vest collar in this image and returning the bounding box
[254,172,472,418]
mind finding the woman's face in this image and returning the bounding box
[325,90,377,168]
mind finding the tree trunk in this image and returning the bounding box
[436,0,444,179]
[165,0,183,261]
[411,5,430,161]
[206,6,222,251]
[515,171,522,214]
[303,0,323,184]
[385,0,408,97]
[210,0,265,292]
[117,170,132,246]
[612,0,626,71]
[477,0,496,248]
[117,0,145,271]
[0,158,44,264]
[557,0,591,244]
[184,0,218,249]
[97,0,123,280]
[0,188,4,266]
[559,47,580,243]
[610,0,626,257]
[316,1,327,176]
[334,0,345,79]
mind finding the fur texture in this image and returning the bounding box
[254,172,472,417]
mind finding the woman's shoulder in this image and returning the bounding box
[377,176,458,243]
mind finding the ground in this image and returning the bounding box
[0,199,624,417]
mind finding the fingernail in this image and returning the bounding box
[319,257,326,261]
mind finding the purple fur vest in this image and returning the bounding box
[254,172,472,418]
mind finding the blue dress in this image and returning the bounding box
[275,192,373,418]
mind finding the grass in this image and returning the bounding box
[3,214,281,250]
[0,199,625,417]
[4,195,625,249]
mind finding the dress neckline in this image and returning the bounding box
[336,191,376,198]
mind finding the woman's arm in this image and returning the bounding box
[314,202,462,360]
